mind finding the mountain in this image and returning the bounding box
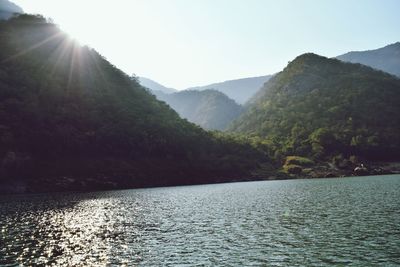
[139,77,177,94]
[0,14,266,193]
[0,0,22,20]
[230,53,400,162]
[186,75,272,104]
[155,89,243,130]
[337,42,400,77]
[139,78,243,130]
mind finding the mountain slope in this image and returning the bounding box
[0,0,22,20]
[156,89,243,130]
[0,15,266,192]
[139,77,177,94]
[230,53,400,161]
[186,75,272,104]
[337,42,400,77]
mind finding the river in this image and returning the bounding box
[1,175,399,266]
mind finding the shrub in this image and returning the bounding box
[284,156,314,166]
[283,164,303,174]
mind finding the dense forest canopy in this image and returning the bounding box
[0,14,267,192]
[230,53,400,162]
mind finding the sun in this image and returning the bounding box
[12,0,98,46]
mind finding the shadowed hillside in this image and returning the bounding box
[0,15,267,193]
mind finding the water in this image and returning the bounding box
[1,175,400,266]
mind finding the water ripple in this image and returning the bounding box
[1,175,400,266]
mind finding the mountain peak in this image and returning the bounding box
[287,53,328,68]
[295,52,324,60]
[230,52,400,160]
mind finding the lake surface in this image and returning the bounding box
[1,175,400,266]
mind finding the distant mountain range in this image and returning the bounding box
[140,42,400,134]
[139,75,272,104]
[186,75,272,104]
[0,0,23,20]
[337,42,400,77]
[154,89,242,130]
[139,78,244,130]
[229,53,400,162]
[138,77,177,94]
[138,75,274,130]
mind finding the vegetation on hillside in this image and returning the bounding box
[1,14,399,192]
[0,15,268,192]
[230,53,400,167]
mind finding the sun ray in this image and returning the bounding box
[37,36,74,76]
[88,49,109,90]
[67,42,78,90]
[49,38,73,76]
[1,32,63,63]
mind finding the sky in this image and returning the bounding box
[12,0,400,90]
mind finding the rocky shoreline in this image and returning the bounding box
[1,161,399,195]
[281,160,400,180]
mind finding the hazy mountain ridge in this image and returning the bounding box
[230,53,400,163]
[186,75,272,104]
[0,0,23,20]
[337,42,400,77]
[140,75,272,105]
[138,77,177,94]
[155,89,243,130]
[139,79,244,130]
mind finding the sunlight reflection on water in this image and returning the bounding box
[1,175,400,266]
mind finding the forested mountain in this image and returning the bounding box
[230,53,400,162]
[138,77,177,94]
[155,89,243,130]
[0,15,267,193]
[186,75,272,104]
[0,0,22,20]
[337,42,400,77]
[138,79,243,130]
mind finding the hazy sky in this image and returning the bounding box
[12,0,400,89]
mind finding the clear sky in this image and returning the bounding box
[12,0,400,89]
